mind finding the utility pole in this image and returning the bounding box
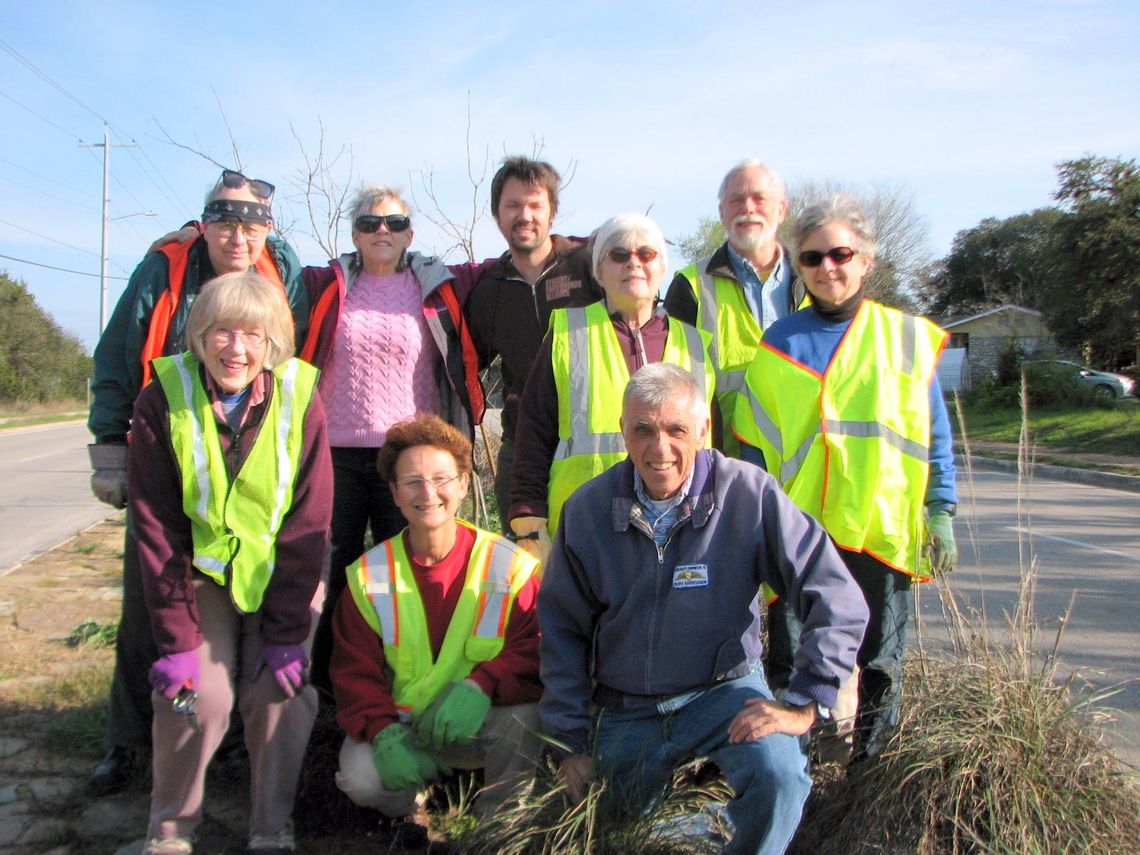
[80,125,137,334]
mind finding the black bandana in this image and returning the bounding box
[202,199,272,225]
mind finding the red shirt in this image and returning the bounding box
[330,523,542,742]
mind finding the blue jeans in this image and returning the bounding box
[593,673,811,855]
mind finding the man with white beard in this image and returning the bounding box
[664,159,804,455]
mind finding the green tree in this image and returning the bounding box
[927,208,1062,314]
[0,271,91,402]
[1043,155,1140,366]
[675,216,725,265]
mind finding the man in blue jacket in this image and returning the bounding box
[538,363,868,855]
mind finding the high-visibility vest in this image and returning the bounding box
[345,521,538,720]
[676,260,806,455]
[143,240,287,387]
[734,300,947,578]
[153,353,318,611]
[546,302,713,534]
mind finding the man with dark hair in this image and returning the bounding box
[463,156,602,534]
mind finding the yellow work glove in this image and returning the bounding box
[510,515,551,565]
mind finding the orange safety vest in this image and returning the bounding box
[140,240,286,387]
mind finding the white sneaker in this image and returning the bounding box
[142,837,194,855]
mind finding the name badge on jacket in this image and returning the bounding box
[672,564,709,588]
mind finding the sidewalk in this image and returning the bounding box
[956,440,1140,493]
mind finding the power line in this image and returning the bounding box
[0,89,81,139]
[0,154,95,197]
[0,252,128,280]
[0,173,99,212]
[0,38,109,125]
[0,217,100,257]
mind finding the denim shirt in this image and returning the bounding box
[726,242,794,331]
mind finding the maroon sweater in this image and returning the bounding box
[330,523,542,742]
[508,306,670,522]
[128,365,333,656]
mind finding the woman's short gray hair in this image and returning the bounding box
[623,363,709,422]
[186,271,295,369]
[347,184,412,223]
[591,213,668,279]
[793,194,878,258]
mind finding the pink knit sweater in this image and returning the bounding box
[321,269,441,447]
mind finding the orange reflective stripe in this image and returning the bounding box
[300,281,337,365]
[437,282,485,423]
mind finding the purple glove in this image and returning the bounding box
[251,643,308,698]
[150,650,200,700]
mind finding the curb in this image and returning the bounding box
[956,454,1140,495]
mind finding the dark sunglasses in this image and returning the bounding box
[354,214,411,234]
[606,246,659,264]
[221,169,275,201]
[797,246,858,268]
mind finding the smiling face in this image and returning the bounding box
[202,186,270,274]
[353,196,414,275]
[493,177,553,257]
[718,166,787,258]
[203,324,268,393]
[389,445,470,534]
[797,220,873,309]
[621,394,709,501]
[597,230,665,320]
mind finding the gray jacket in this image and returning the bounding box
[538,450,869,756]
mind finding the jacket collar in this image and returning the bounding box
[610,450,717,532]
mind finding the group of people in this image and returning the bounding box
[85,154,958,855]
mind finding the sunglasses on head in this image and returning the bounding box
[354,214,411,233]
[797,246,858,268]
[221,169,275,201]
[606,246,659,264]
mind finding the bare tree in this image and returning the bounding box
[287,119,354,259]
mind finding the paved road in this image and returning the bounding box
[0,420,115,575]
[915,465,1140,770]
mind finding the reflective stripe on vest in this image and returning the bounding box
[546,302,713,533]
[346,521,538,718]
[734,301,947,577]
[154,353,317,611]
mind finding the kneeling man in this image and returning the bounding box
[538,363,869,855]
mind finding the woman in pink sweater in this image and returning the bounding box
[302,185,484,692]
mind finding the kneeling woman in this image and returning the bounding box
[331,414,543,819]
[129,272,332,855]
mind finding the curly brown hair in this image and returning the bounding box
[376,414,473,482]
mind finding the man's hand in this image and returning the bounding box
[558,754,594,803]
[147,225,199,255]
[728,698,816,744]
[371,724,450,791]
[510,516,552,566]
[413,679,491,751]
[88,444,128,509]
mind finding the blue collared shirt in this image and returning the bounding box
[726,242,794,331]
[632,466,696,547]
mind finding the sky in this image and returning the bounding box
[2,1,1138,352]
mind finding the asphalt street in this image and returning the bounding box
[0,420,114,575]
[914,465,1140,770]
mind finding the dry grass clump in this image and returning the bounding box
[793,645,1140,854]
[452,758,731,855]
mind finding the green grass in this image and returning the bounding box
[0,398,88,429]
[64,620,119,648]
[955,401,1140,457]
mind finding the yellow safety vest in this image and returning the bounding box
[154,353,318,612]
[676,259,807,456]
[547,301,713,534]
[734,301,947,578]
[345,520,538,720]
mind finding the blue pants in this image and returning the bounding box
[593,673,811,855]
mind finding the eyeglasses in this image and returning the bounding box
[395,473,462,493]
[606,246,659,264]
[210,221,269,241]
[208,328,267,348]
[797,247,859,268]
[355,214,411,234]
[221,169,275,201]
